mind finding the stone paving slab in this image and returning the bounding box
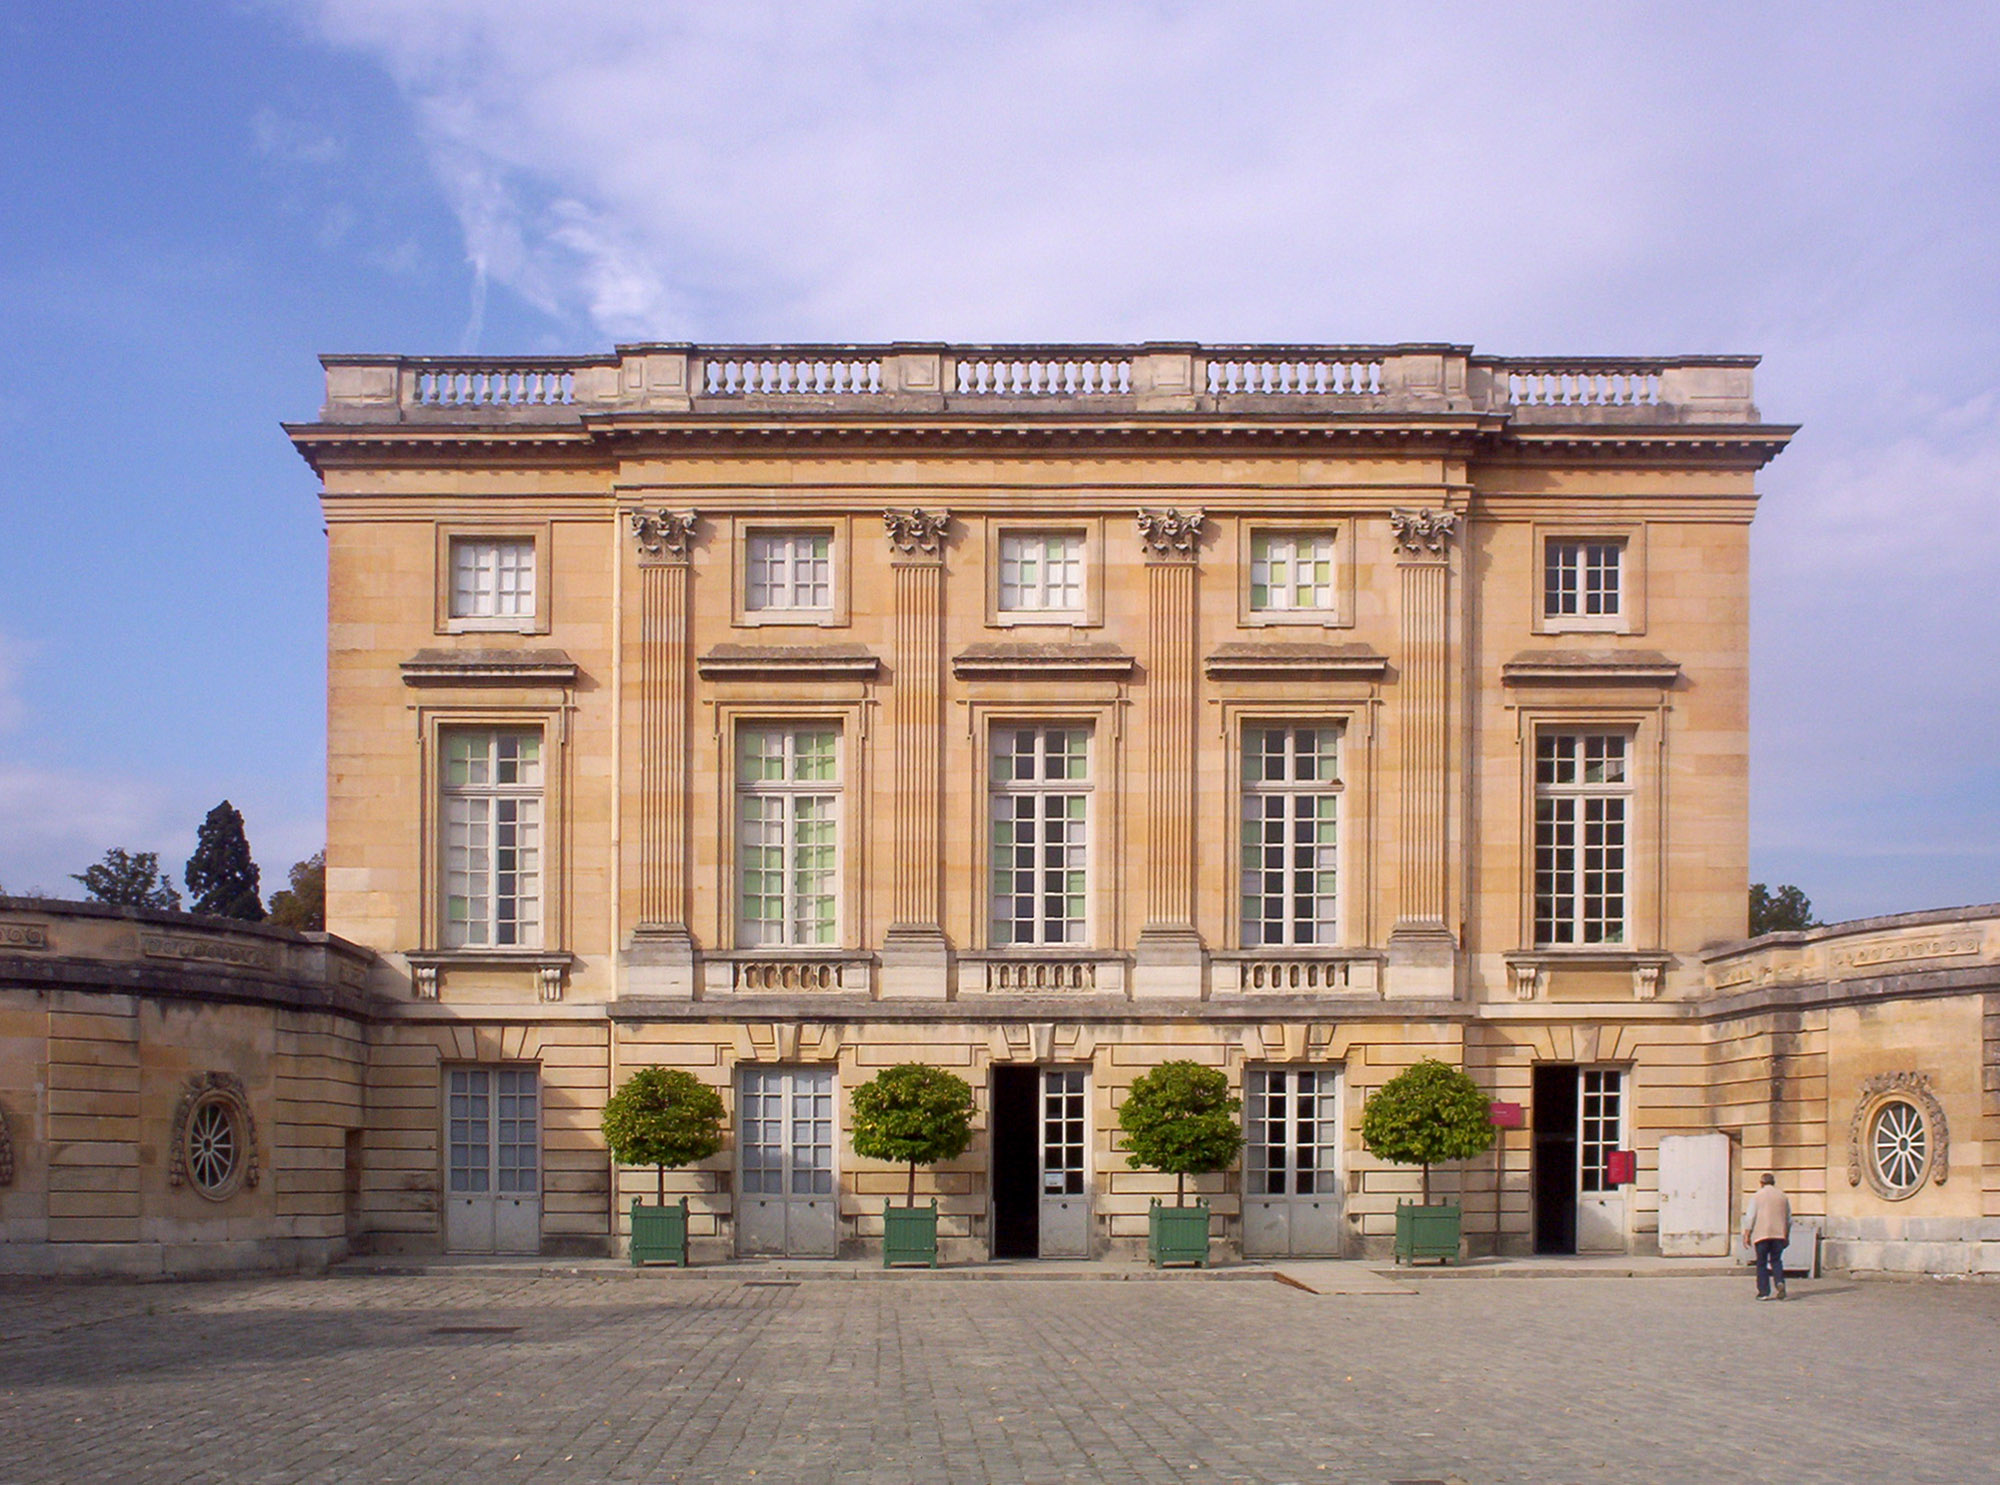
[2,1269,1996,1483]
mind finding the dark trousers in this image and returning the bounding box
[1754,1238,1788,1295]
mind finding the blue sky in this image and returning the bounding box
[1,2,1996,924]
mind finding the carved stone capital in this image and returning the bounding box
[884,507,951,555]
[630,508,699,564]
[1136,507,1207,559]
[1389,507,1458,556]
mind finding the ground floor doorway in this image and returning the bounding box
[737,1065,838,1257]
[444,1064,541,1253]
[1532,1064,1626,1254]
[991,1065,1090,1258]
[1242,1066,1346,1257]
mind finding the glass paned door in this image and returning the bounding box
[737,1067,838,1257]
[1039,1069,1090,1257]
[1242,1068,1345,1257]
[444,1066,541,1254]
[1576,1069,1626,1253]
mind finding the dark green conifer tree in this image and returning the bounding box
[184,801,265,921]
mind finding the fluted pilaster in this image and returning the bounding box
[1388,507,1458,995]
[880,509,952,998]
[1134,509,1206,995]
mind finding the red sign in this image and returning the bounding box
[1605,1150,1638,1185]
[1488,1101,1524,1129]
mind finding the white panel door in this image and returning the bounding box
[1038,1069,1091,1258]
[1576,1069,1627,1253]
[738,1067,839,1257]
[444,1065,541,1254]
[1242,1068,1345,1258]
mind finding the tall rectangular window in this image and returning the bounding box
[998,534,1084,614]
[1249,534,1337,613]
[1534,732,1629,945]
[450,538,536,619]
[990,726,1089,945]
[1240,726,1341,946]
[442,730,543,947]
[737,727,839,946]
[1543,539,1623,620]
[746,532,832,612]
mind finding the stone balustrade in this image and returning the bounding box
[316,343,1764,425]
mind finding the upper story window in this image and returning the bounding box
[1543,539,1623,625]
[442,729,543,948]
[1250,534,1337,613]
[990,726,1090,945]
[746,531,833,613]
[450,538,536,623]
[1240,725,1341,946]
[737,726,840,946]
[1534,731,1629,946]
[999,533,1085,615]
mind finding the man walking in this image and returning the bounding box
[1744,1172,1791,1300]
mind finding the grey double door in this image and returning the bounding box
[444,1065,541,1254]
[737,1066,838,1257]
[1242,1068,1346,1258]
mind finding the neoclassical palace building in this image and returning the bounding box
[3,342,1996,1275]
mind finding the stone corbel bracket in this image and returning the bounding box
[1135,508,1207,557]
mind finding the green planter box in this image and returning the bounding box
[629,1197,690,1267]
[882,1200,939,1268]
[1393,1201,1461,1265]
[1148,1199,1213,1268]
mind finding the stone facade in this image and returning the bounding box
[8,341,1989,1277]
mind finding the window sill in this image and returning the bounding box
[1504,949,1670,1002]
[404,948,573,1001]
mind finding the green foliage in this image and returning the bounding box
[184,801,264,921]
[1358,1058,1495,1204]
[849,1063,975,1204]
[267,851,326,932]
[601,1067,726,1203]
[72,848,182,910]
[1749,882,1817,936]
[1116,1060,1244,1204]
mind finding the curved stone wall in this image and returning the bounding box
[0,898,376,1277]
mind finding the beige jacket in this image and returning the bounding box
[1744,1185,1791,1244]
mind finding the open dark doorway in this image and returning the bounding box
[990,1066,1040,1258]
[1533,1064,1579,1255]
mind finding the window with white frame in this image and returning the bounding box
[1543,539,1623,622]
[1249,533,1337,613]
[1240,725,1341,946]
[450,538,536,621]
[745,531,833,613]
[990,726,1090,945]
[998,533,1085,614]
[442,730,543,948]
[1534,731,1629,946]
[737,726,839,946]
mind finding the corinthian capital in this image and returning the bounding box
[1135,507,1207,559]
[1389,507,1458,556]
[884,507,951,555]
[630,509,698,563]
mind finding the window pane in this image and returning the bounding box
[451,539,536,619]
[441,730,543,949]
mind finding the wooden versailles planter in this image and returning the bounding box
[882,1200,940,1268]
[1393,1201,1462,1265]
[1148,1199,1213,1268]
[629,1197,690,1267]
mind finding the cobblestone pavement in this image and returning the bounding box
[2,1270,1997,1484]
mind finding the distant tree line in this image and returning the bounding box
[0,800,327,931]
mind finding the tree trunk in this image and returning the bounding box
[907,1160,917,1207]
[1421,1162,1430,1206]
[1176,1170,1186,1205]
[657,1163,665,1206]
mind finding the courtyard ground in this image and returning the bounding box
[1,1265,1994,1483]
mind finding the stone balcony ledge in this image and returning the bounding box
[308,343,1770,429]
